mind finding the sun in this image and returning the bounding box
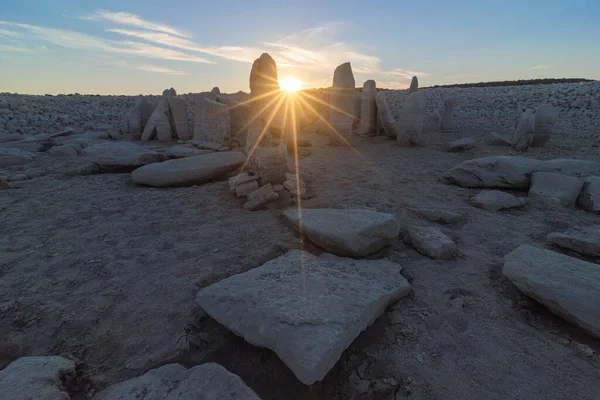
[280,76,303,93]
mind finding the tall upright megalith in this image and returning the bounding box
[359,80,377,135]
[329,62,357,144]
[409,76,419,93]
[397,91,425,146]
[249,53,280,125]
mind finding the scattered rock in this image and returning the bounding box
[282,208,400,257]
[82,142,163,171]
[48,144,79,157]
[0,356,75,400]
[243,183,279,210]
[69,163,101,176]
[547,226,600,257]
[404,226,457,260]
[228,172,259,193]
[375,92,399,139]
[94,363,261,400]
[447,137,474,152]
[196,250,411,385]
[0,147,35,167]
[470,190,527,211]
[408,207,464,224]
[578,176,600,212]
[503,245,600,338]
[236,180,259,197]
[529,172,583,206]
[132,152,245,187]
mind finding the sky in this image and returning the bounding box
[1,0,599,95]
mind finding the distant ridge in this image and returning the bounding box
[422,78,595,89]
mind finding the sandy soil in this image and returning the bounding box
[1,125,600,399]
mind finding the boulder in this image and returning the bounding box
[236,180,259,197]
[358,80,377,135]
[82,142,163,170]
[375,93,399,139]
[409,76,418,93]
[531,103,558,146]
[470,190,527,211]
[93,363,260,400]
[193,98,231,145]
[529,172,583,206]
[404,226,457,260]
[0,147,35,167]
[578,176,600,212]
[503,245,600,338]
[332,62,356,88]
[196,250,411,385]
[243,183,279,210]
[511,109,535,151]
[141,99,172,142]
[211,87,221,95]
[282,208,400,257]
[132,151,245,187]
[48,144,79,157]
[447,137,474,152]
[440,98,456,131]
[397,91,425,146]
[547,226,600,257]
[0,356,75,400]
[168,97,190,140]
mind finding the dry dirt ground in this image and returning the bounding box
[1,125,600,399]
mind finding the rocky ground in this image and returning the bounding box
[1,83,600,399]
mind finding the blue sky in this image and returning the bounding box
[1,0,599,94]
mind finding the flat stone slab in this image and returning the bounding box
[164,145,212,159]
[547,226,600,257]
[82,142,163,170]
[0,356,75,400]
[132,151,245,187]
[470,190,527,211]
[447,137,474,152]
[404,226,457,260]
[529,172,583,206]
[503,245,600,338]
[579,176,600,212]
[94,363,260,400]
[0,147,35,167]
[196,250,410,385]
[282,208,400,257]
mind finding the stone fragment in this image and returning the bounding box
[0,147,35,167]
[578,176,600,212]
[409,76,419,93]
[93,363,261,400]
[503,245,600,338]
[397,92,425,146]
[228,172,259,192]
[440,98,456,131]
[0,131,22,143]
[168,97,190,140]
[248,142,287,185]
[196,250,411,385]
[48,144,79,157]
[408,208,464,224]
[511,109,535,151]
[211,87,221,95]
[282,208,400,257]
[69,163,100,176]
[375,93,399,139]
[404,226,457,260]
[82,142,163,170]
[0,356,75,400]
[164,146,211,159]
[193,98,231,145]
[141,99,172,142]
[243,192,278,211]
[236,180,259,197]
[470,190,527,211]
[447,137,474,152]
[547,226,600,257]
[333,62,356,88]
[531,103,558,146]
[488,132,512,146]
[132,152,245,187]
[358,80,377,135]
[283,179,306,190]
[529,172,583,206]
[188,139,223,151]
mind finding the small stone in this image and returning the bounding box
[408,208,464,224]
[283,180,306,191]
[228,173,259,191]
[574,342,595,357]
[236,180,259,197]
[404,226,457,260]
[164,146,211,159]
[470,190,527,211]
[451,297,465,308]
[247,183,275,202]
[272,184,284,191]
[447,137,474,152]
[243,191,278,211]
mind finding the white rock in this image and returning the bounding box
[404,226,457,260]
[141,98,172,142]
[375,92,399,139]
[503,245,600,338]
[531,103,558,146]
[332,62,355,88]
[282,208,400,257]
[511,109,535,151]
[578,176,600,212]
[529,172,583,206]
[132,151,245,187]
[82,142,163,170]
[547,226,600,257]
[193,98,231,145]
[94,363,261,400]
[168,97,191,141]
[0,356,75,400]
[196,250,411,385]
[470,190,527,211]
[444,156,543,189]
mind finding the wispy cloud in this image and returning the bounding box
[80,9,190,38]
[0,28,21,38]
[386,68,430,79]
[110,59,190,75]
[529,64,553,70]
[0,44,33,52]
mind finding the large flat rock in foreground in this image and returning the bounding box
[82,141,163,170]
[0,356,75,400]
[282,208,400,257]
[503,245,600,338]
[132,151,246,187]
[196,250,411,385]
[94,363,260,400]
[547,225,600,257]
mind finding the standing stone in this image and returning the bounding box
[397,92,425,146]
[194,98,231,145]
[358,80,377,135]
[248,141,287,185]
[141,98,172,142]
[162,87,177,99]
[196,250,411,385]
[211,87,221,95]
[375,92,400,138]
[578,176,600,212]
[249,53,280,124]
[228,101,251,146]
[123,97,156,137]
[531,103,558,147]
[503,245,600,338]
[168,97,190,141]
[511,109,535,151]
[328,62,356,145]
[409,76,419,93]
[332,62,356,88]
[440,98,456,131]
